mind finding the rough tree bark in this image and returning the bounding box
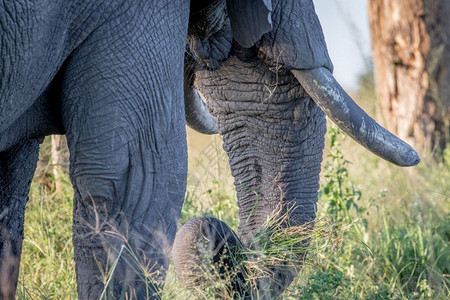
[368,0,450,152]
[50,135,67,191]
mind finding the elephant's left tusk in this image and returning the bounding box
[184,86,218,135]
[292,67,420,167]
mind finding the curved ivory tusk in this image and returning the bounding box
[184,86,218,135]
[292,67,420,167]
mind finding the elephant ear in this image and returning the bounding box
[226,0,272,48]
[258,0,334,71]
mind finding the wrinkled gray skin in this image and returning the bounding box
[0,0,418,299]
[1,1,188,299]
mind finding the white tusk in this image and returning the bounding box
[292,67,420,167]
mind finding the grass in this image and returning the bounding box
[16,121,449,299]
[283,126,449,300]
[17,159,76,299]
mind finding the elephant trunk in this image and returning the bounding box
[213,92,326,297]
[292,68,420,167]
[187,57,326,297]
[173,56,328,297]
[174,94,325,297]
[216,99,326,245]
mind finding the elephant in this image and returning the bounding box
[0,0,419,299]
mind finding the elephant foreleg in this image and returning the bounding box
[68,137,186,299]
[0,139,39,299]
[60,2,189,297]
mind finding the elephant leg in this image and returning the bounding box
[60,2,189,298]
[68,136,186,299]
[0,139,39,299]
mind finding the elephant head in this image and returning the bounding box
[174,0,419,298]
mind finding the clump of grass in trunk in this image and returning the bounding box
[242,208,345,286]
[184,209,347,299]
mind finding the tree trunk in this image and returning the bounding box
[368,0,450,152]
[50,135,66,191]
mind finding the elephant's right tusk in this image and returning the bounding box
[292,67,420,167]
[184,86,218,135]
